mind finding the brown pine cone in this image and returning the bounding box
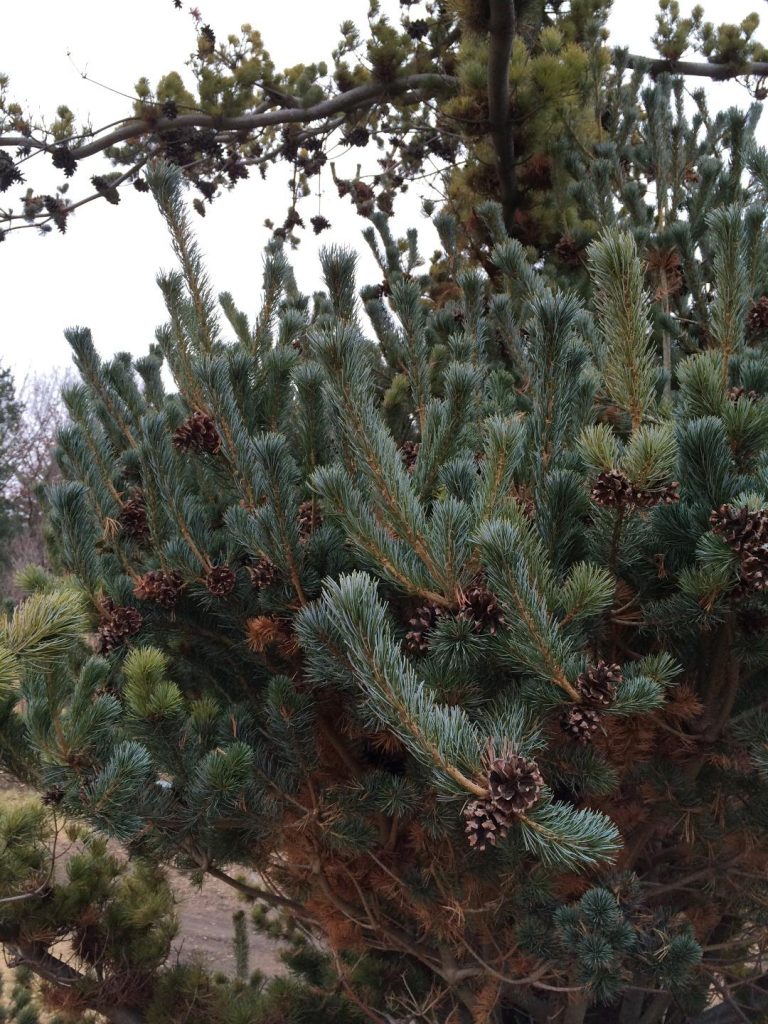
[554,234,584,267]
[247,557,279,589]
[747,296,768,341]
[404,604,441,654]
[205,565,237,597]
[633,480,680,508]
[298,499,322,541]
[487,754,544,817]
[576,661,622,706]
[464,799,509,851]
[459,577,506,635]
[400,440,420,472]
[560,705,602,745]
[96,600,142,653]
[42,787,65,806]
[728,386,760,403]
[134,569,185,609]
[172,410,221,454]
[740,551,768,592]
[590,469,635,509]
[710,504,768,554]
[118,492,149,541]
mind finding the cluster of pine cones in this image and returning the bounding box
[464,754,544,850]
[591,469,679,510]
[710,503,768,594]
[404,576,505,654]
[559,661,622,745]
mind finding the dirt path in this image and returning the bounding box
[0,774,281,977]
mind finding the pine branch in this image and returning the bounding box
[487,1,517,233]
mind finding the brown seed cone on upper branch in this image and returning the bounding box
[96,599,142,654]
[590,469,635,509]
[205,565,237,597]
[488,754,544,817]
[576,661,622,706]
[247,557,279,589]
[459,577,506,635]
[560,705,602,745]
[172,410,221,454]
[118,492,149,541]
[298,499,322,541]
[134,569,185,609]
[403,603,442,654]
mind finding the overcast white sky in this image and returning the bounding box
[0,1,762,380]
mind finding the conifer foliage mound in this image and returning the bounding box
[7,159,768,1022]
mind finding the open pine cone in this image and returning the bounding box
[205,565,237,597]
[560,705,602,745]
[488,755,544,816]
[247,557,279,589]
[134,569,185,609]
[404,604,441,654]
[96,599,142,653]
[576,661,621,706]
[172,410,221,454]
[590,469,635,509]
[118,492,149,541]
[459,577,506,635]
[464,799,509,851]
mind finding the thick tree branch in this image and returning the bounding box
[0,931,144,1024]
[0,74,458,161]
[487,1,517,233]
[625,53,768,82]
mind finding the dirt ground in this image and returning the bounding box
[0,773,282,978]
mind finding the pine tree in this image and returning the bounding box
[2,133,768,1023]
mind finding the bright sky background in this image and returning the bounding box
[0,0,763,380]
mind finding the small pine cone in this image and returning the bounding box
[118,492,149,541]
[205,565,237,597]
[400,440,420,472]
[247,557,279,589]
[728,386,760,403]
[633,480,680,509]
[96,600,142,654]
[464,799,508,851]
[42,787,65,807]
[747,296,768,340]
[560,705,602,745]
[576,660,622,706]
[172,411,221,454]
[460,577,506,635]
[554,234,584,267]
[487,755,544,816]
[404,603,441,654]
[590,470,635,509]
[134,569,185,609]
[298,500,322,540]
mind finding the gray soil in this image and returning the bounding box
[0,773,282,976]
